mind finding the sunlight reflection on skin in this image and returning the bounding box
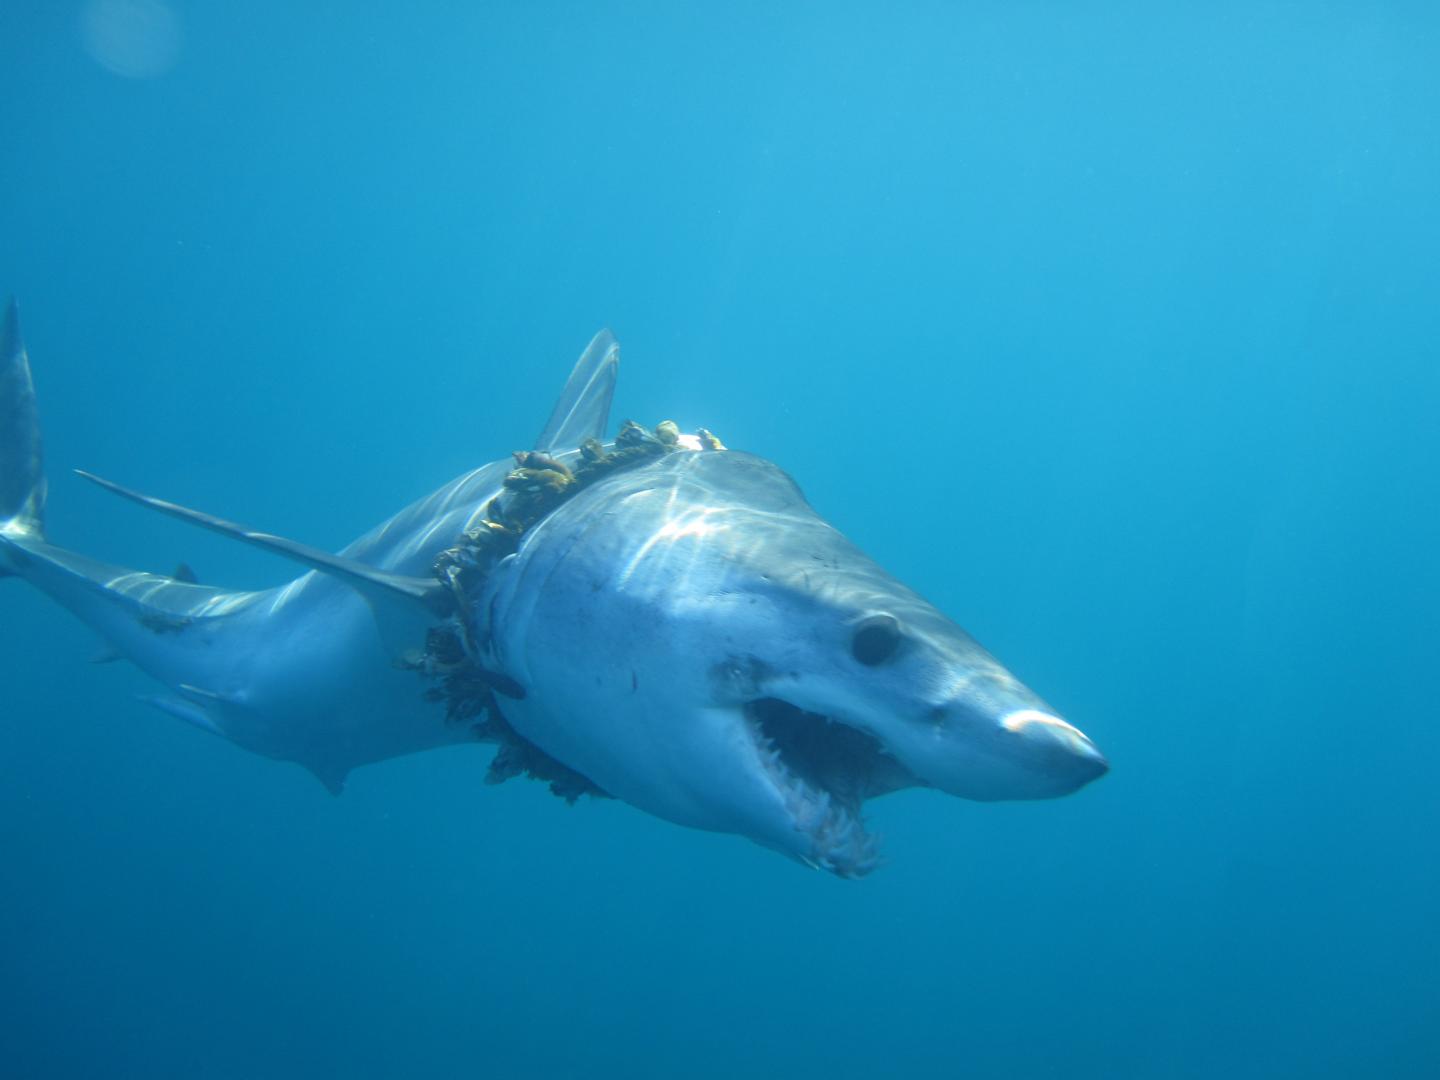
[618,494,729,589]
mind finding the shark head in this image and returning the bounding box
[480,445,1107,877]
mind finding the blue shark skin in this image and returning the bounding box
[0,300,1107,875]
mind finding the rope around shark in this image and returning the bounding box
[404,419,727,802]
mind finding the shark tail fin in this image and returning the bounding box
[0,298,47,569]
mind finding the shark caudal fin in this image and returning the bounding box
[0,302,260,696]
[0,298,46,562]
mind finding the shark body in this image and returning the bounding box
[0,303,1106,876]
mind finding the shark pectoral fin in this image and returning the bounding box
[306,763,348,796]
[534,329,619,452]
[75,469,450,617]
[140,693,224,737]
[177,682,226,704]
[89,643,123,664]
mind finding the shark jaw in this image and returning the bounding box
[741,696,920,877]
[730,696,1109,878]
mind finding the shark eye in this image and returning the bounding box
[851,614,903,666]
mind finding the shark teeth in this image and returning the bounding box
[745,705,881,878]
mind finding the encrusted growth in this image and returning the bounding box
[430,418,702,621]
[412,420,724,803]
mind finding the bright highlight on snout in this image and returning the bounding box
[1000,706,1110,789]
[1002,708,1084,738]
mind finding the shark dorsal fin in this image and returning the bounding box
[533,329,618,453]
[75,470,449,617]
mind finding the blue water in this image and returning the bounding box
[3,3,1438,1077]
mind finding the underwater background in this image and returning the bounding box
[2,2,1438,1077]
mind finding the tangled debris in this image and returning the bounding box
[403,420,725,803]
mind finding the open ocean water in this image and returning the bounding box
[2,3,1438,1078]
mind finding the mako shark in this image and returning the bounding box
[0,300,1106,876]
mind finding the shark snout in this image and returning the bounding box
[998,708,1109,795]
[887,695,1109,802]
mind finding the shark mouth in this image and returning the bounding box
[743,697,919,878]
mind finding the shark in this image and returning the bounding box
[0,300,1107,876]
